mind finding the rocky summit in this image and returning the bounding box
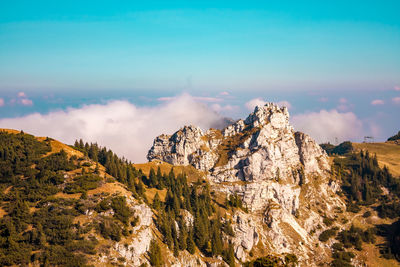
[2,103,399,267]
[148,102,344,264]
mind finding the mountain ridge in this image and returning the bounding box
[1,105,400,266]
[147,103,344,263]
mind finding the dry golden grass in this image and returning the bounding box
[0,207,7,218]
[3,186,12,195]
[54,192,81,199]
[0,128,84,159]
[87,182,130,196]
[0,128,21,134]
[144,188,167,203]
[133,160,206,183]
[279,222,303,245]
[214,126,259,167]
[43,139,84,158]
[360,242,400,267]
[73,214,93,225]
[353,142,400,177]
[29,207,39,214]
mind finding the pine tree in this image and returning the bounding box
[194,211,207,249]
[94,163,99,174]
[149,239,162,267]
[187,228,196,254]
[156,166,164,189]
[224,242,235,267]
[211,219,223,256]
[178,219,187,251]
[153,192,161,211]
[149,168,157,188]
[173,236,179,257]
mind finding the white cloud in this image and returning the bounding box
[0,94,229,162]
[245,98,291,111]
[291,109,363,143]
[394,86,400,91]
[18,92,27,98]
[336,98,353,112]
[371,99,384,105]
[158,95,222,102]
[211,103,238,113]
[277,100,292,109]
[245,98,265,111]
[318,97,329,103]
[14,91,33,106]
[393,97,400,105]
[0,98,4,107]
[20,98,33,106]
[219,91,230,96]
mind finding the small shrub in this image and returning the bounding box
[98,219,121,241]
[363,211,372,218]
[319,228,338,242]
[323,217,335,227]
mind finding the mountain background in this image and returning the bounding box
[0,1,400,163]
[1,103,400,266]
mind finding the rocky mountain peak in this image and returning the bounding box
[148,101,329,187]
[244,102,290,129]
[147,101,342,263]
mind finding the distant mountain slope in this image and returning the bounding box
[353,142,400,177]
[0,128,84,158]
[388,131,400,142]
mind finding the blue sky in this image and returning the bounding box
[0,1,399,158]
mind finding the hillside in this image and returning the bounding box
[148,103,400,266]
[0,129,236,266]
[353,142,400,177]
[1,104,400,266]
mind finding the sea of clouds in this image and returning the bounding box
[0,94,365,162]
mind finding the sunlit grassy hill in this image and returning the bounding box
[353,142,400,177]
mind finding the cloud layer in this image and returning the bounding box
[291,109,363,144]
[393,97,400,105]
[371,99,384,105]
[0,94,229,162]
[245,98,291,111]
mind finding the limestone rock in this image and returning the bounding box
[147,101,342,265]
[148,102,330,209]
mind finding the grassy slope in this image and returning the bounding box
[353,142,400,177]
[133,160,206,183]
[345,142,400,266]
[1,128,84,158]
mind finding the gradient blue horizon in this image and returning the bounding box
[1,1,399,92]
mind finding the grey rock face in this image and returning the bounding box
[147,102,341,265]
[148,102,329,193]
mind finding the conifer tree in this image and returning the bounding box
[178,219,187,251]
[173,236,179,257]
[149,239,162,267]
[224,242,235,267]
[187,228,196,254]
[149,168,157,188]
[153,192,161,211]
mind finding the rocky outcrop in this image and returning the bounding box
[112,201,154,266]
[148,102,330,209]
[148,103,329,185]
[147,102,344,265]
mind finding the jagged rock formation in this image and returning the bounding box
[148,103,329,185]
[148,102,344,264]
